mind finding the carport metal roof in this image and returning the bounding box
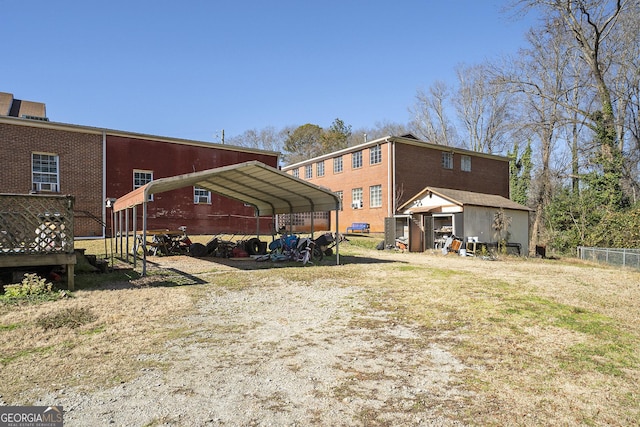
[113,160,341,216]
[111,161,342,274]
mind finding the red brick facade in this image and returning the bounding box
[0,119,103,236]
[1,117,280,237]
[283,136,510,233]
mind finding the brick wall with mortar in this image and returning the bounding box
[286,140,509,233]
[0,121,103,236]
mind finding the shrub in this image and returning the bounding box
[1,273,63,303]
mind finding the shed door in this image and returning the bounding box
[424,215,434,250]
[409,215,423,252]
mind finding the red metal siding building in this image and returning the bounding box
[106,134,279,234]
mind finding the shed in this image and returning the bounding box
[398,187,532,255]
[112,161,342,274]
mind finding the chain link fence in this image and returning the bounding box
[577,246,640,270]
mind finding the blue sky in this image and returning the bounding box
[2,1,536,142]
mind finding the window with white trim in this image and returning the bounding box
[461,155,471,172]
[333,156,343,173]
[292,168,299,178]
[134,170,154,201]
[442,152,453,169]
[351,188,363,209]
[32,153,59,192]
[352,150,363,169]
[305,164,313,179]
[335,190,343,210]
[194,187,211,204]
[370,145,382,164]
[370,185,382,208]
[316,160,325,177]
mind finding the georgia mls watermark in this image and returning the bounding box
[0,406,63,427]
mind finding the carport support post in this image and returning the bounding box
[118,210,123,260]
[310,210,314,237]
[142,201,147,276]
[125,209,130,263]
[132,205,137,268]
[255,208,260,238]
[336,211,339,265]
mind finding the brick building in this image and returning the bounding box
[282,134,510,235]
[1,92,280,237]
[0,117,104,237]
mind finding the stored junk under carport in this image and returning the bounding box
[112,161,343,274]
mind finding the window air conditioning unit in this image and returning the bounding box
[34,183,59,192]
[351,200,363,209]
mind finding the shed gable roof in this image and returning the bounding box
[400,186,532,213]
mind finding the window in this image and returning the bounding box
[352,150,363,169]
[351,188,363,209]
[305,164,313,179]
[32,153,59,192]
[370,185,382,208]
[316,160,325,177]
[292,168,299,178]
[461,155,471,172]
[194,187,211,204]
[335,190,343,210]
[333,156,343,173]
[442,152,453,169]
[370,145,382,165]
[134,170,154,201]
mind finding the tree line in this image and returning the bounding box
[225,0,640,254]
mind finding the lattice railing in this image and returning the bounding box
[0,194,75,255]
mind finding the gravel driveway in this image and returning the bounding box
[33,260,469,426]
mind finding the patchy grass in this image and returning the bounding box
[2,238,640,425]
[36,307,97,330]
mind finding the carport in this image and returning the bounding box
[111,161,342,274]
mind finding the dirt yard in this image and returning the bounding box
[1,243,639,426]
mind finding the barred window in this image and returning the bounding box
[194,187,211,204]
[461,155,471,172]
[32,153,59,192]
[370,145,382,164]
[292,168,299,178]
[335,190,343,210]
[352,188,363,208]
[316,161,325,177]
[442,152,453,169]
[305,164,313,179]
[352,150,363,169]
[370,185,382,207]
[333,156,343,173]
[134,169,154,201]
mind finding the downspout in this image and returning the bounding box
[390,138,396,218]
[101,130,107,238]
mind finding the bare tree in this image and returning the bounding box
[454,63,513,154]
[409,81,458,146]
[515,0,637,186]
[225,126,287,153]
[348,120,411,146]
